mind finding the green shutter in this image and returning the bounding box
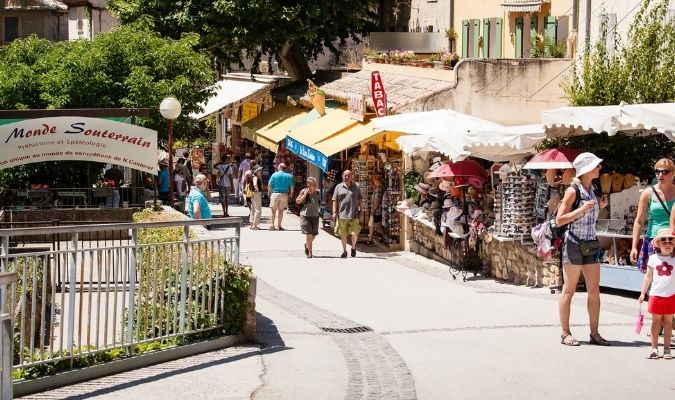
[544,16,557,57]
[462,20,469,58]
[529,16,538,58]
[515,17,523,58]
[473,19,480,58]
[495,17,503,58]
[483,18,491,58]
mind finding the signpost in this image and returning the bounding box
[370,71,388,118]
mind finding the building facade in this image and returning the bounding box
[0,0,116,45]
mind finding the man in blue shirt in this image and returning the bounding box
[187,174,212,221]
[267,163,294,230]
[157,159,170,204]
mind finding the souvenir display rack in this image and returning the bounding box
[351,156,379,228]
[494,172,537,240]
[381,159,402,245]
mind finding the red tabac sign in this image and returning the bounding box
[370,71,387,117]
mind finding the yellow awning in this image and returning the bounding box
[313,122,385,156]
[287,109,358,146]
[241,104,307,152]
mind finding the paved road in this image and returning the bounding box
[22,202,675,399]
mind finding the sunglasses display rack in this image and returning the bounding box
[351,157,379,228]
[495,173,537,239]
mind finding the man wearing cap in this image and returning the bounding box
[268,163,294,230]
[238,153,252,205]
[332,170,363,258]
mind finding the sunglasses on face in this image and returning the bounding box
[655,169,672,176]
[658,237,674,244]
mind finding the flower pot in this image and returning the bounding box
[433,61,443,69]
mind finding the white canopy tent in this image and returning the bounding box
[373,110,546,161]
[542,102,675,142]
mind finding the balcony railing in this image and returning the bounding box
[369,32,448,53]
[0,187,152,209]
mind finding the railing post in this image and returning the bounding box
[1,236,8,313]
[126,228,138,355]
[1,272,17,400]
[66,233,78,361]
[234,223,240,267]
[179,225,189,338]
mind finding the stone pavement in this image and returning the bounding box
[20,200,675,399]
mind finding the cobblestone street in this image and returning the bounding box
[20,204,675,399]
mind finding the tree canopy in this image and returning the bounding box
[107,0,379,81]
[0,25,216,188]
[548,0,675,175]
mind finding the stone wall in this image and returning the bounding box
[407,215,561,287]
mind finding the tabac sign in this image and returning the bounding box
[0,117,158,174]
[370,71,387,118]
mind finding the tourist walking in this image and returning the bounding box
[556,152,610,346]
[174,165,187,207]
[297,177,321,258]
[268,163,294,230]
[332,170,363,258]
[187,174,212,220]
[638,228,675,359]
[198,163,212,201]
[239,153,252,204]
[215,154,234,217]
[631,158,675,271]
[249,165,263,230]
[182,150,193,188]
[157,159,170,204]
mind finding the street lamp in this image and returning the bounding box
[160,97,182,206]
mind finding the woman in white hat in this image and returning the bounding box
[556,152,609,346]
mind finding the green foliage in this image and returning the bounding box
[404,171,423,203]
[558,0,675,168]
[107,0,378,79]
[530,34,567,59]
[0,161,104,188]
[0,25,216,141]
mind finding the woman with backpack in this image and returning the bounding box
[556,152,610,347]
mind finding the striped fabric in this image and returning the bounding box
[567,184,599,241]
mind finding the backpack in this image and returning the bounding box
[532,184,582,258]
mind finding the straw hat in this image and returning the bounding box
[439,179,453,192]
[414,183,430,194]
[653,228,675,249]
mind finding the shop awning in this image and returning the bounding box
[241,104,309,152]
[312,122,383,157]
[501,0,545,13]
[287,109,358,146]
[191,78,269,121]
[542,103,675,142]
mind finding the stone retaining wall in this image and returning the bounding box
[407,216,561,287]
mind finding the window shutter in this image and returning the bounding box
[473,19,480,58]
[528,16,538,58]
[483,18,491,58]
[515,17,524,58]
[544,16,557,57]
[495,18,503,58]
[462,19,469,58]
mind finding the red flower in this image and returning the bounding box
[656,261,673,276]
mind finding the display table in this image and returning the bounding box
[596,231,643,292]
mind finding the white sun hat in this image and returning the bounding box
[573,152,603,178]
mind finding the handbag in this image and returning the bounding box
[635,304,645,334]
[578,239,601,257]
[243,183,254,199]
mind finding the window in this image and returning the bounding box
[4,17,18,43]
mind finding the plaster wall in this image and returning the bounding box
[396,58,573,125]
[408,0,451,33]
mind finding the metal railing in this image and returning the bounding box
[0,218,241,375]
[1,272,18,399]
[0,187,150,209]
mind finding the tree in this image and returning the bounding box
[0,25,216,188]
[107,0,379,81]
[549,0,675,176]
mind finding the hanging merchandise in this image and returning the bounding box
[496,172,537,238]
[382,159,402,245]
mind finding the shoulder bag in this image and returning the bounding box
[651,185,671,216]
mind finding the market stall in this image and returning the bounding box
[541,102,675,292]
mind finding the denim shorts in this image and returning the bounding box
[562,237,600,265]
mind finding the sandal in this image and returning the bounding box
[663,349,672,360]
[648,349,660,359]
[561,333,580,346]
[589,334,612,346]
[365,240,374,245]
[304,244,309,256]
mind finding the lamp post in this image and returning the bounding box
[160,97,182,206]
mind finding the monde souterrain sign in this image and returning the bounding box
[0,117,158,174]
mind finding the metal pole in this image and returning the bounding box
[179,226,189,338]
[126,229,137,355]
[67,233,78,361]
[168,119,175,207]
[1,313,13,400]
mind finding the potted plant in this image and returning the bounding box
[430,53,443,69]
[390,50,403,64]
[441,52,460,69]
[403,50,417,65]
[363,47,377,63]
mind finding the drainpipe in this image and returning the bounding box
[585,0,592,50]
[449,0,455,52]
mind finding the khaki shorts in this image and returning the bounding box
[335,218,361,236]
[270,193,289,209]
